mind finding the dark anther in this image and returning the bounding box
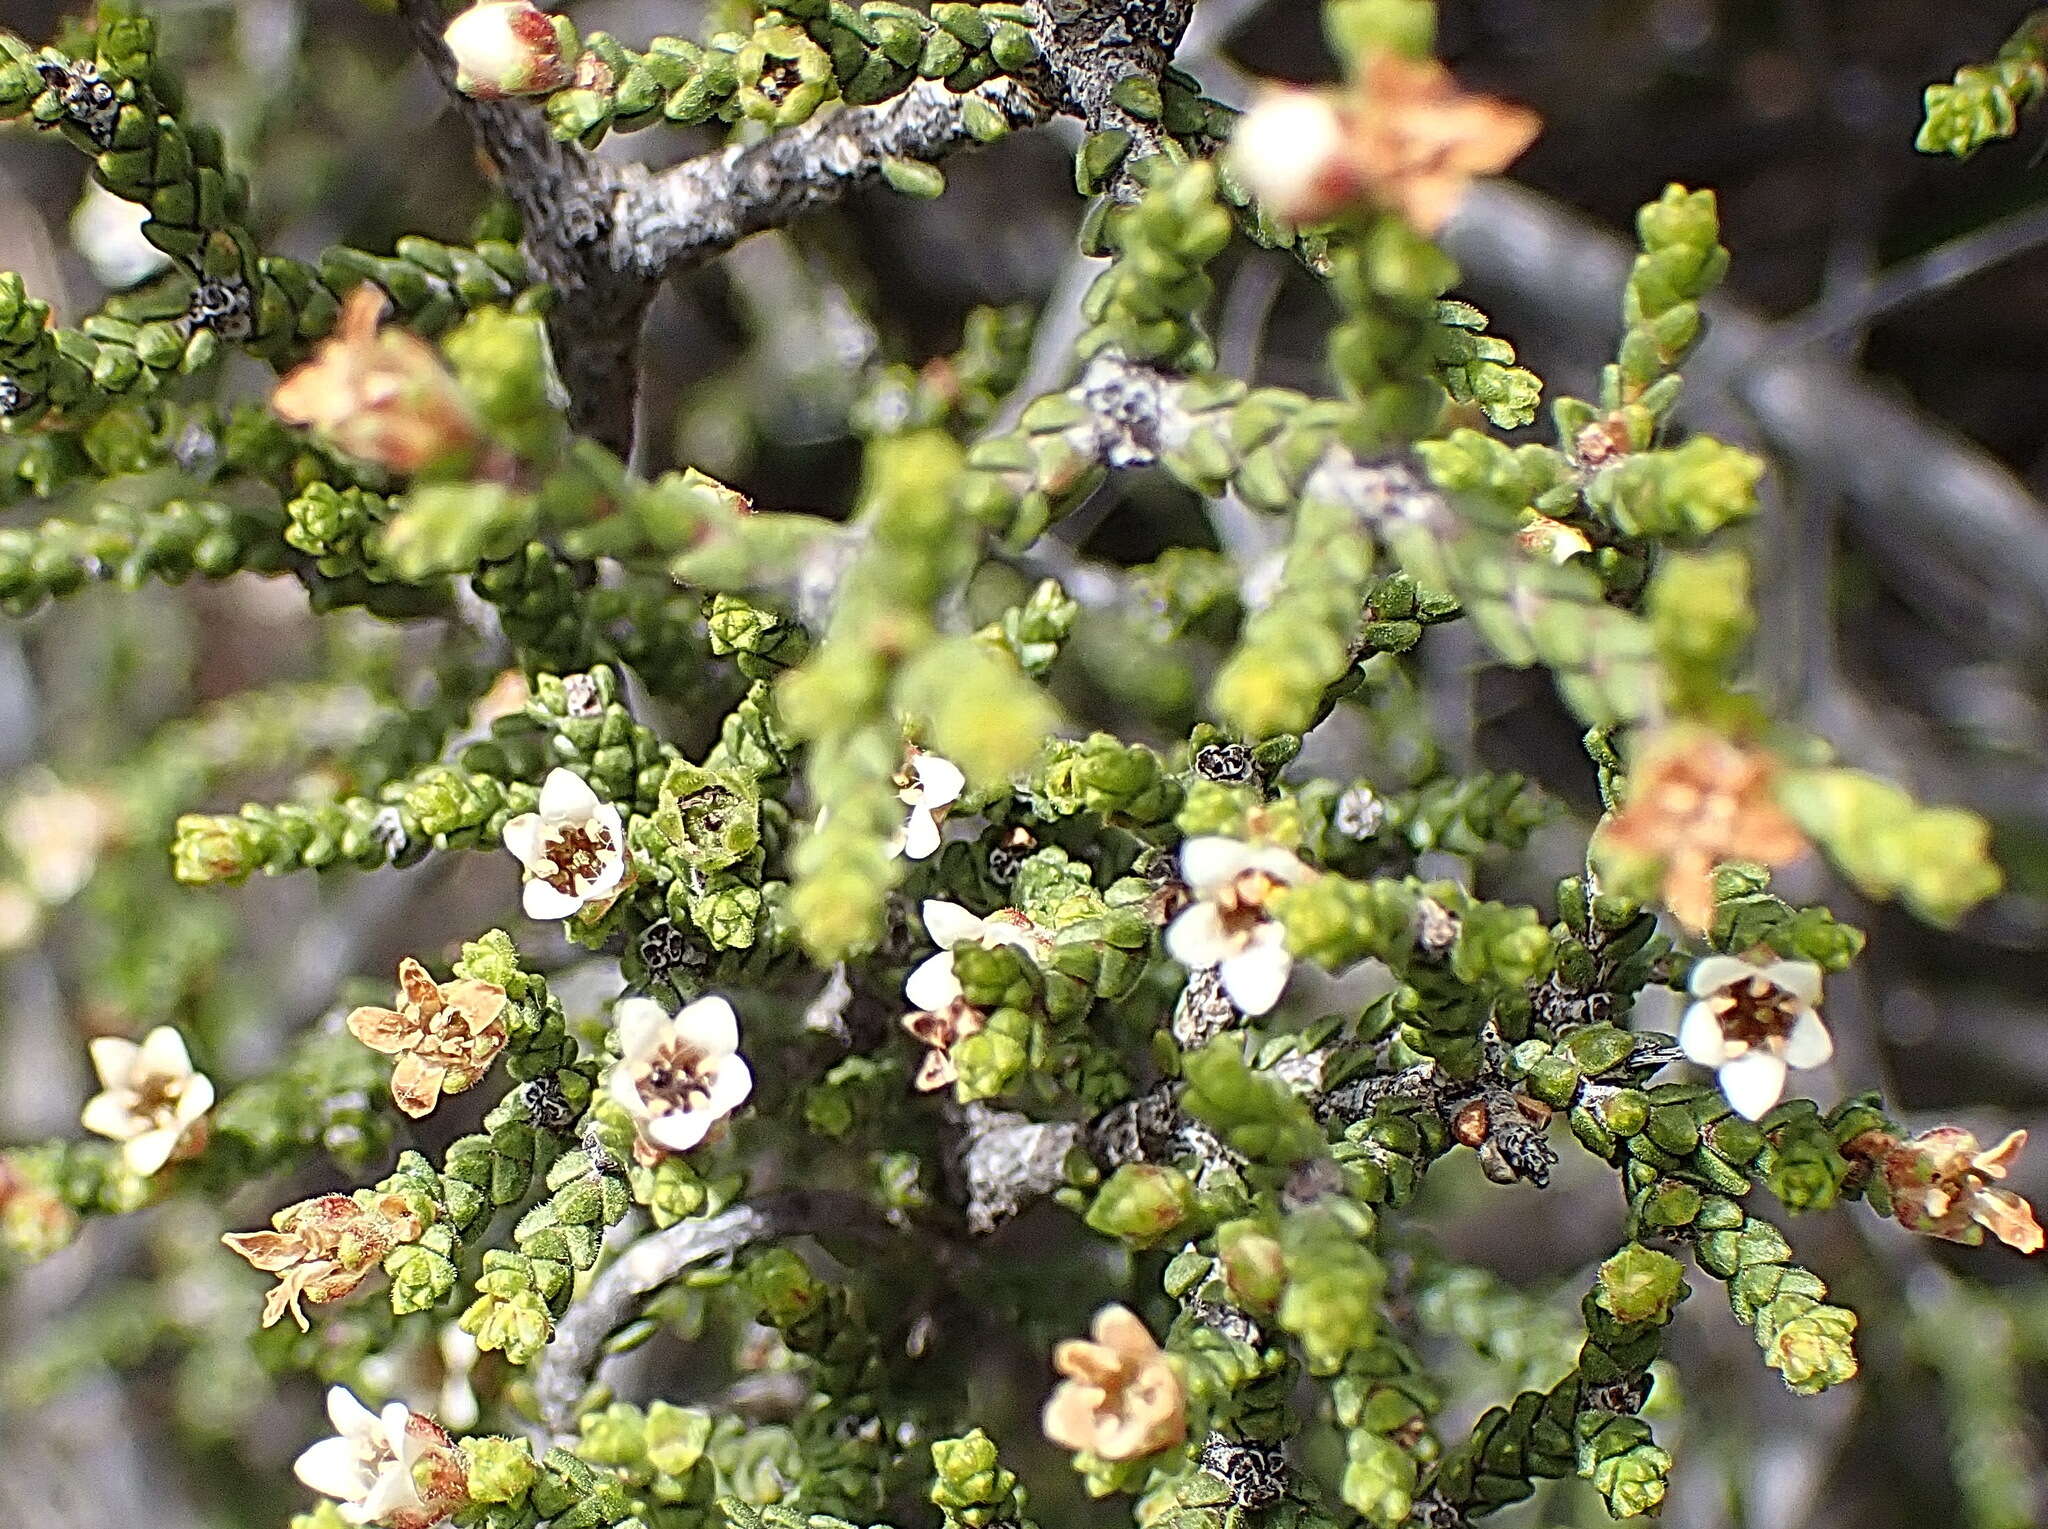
[1194,741,1256,785]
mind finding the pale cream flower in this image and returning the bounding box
[1164,838,1311,1017]
[445,1,577,101]
[3,776,121,903]
[222,1192,423,1331]
[1042,1304,1186,1461]
[894,749,965,861]
[501,768,628,920]
[79,1025,213,1175]
[1878,1126,2042,1254]
[1677,956,1832,1120]
[71,180,170,289]
[902,901,1045,1092]
[346,957,509,1118]
[293,1386,468,1529]
[607,995,754,1163]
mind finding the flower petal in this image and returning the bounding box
[138,1025,194,1079]
[1687,955,1757,998]
[178,1071,215,1121]
[1761,960,1824,1006]
[912,752,966,808]
[390,1053,446,1118]
[123,1124,183,1177]
[1677,1000,1728,1067]
[905,952,963,1014]
[346,1006,416,1055]
[612,998,672,1062]
[537,767,599,821]
[921,900,986,950]
[1164,902,1232,971]
[1974,1187,2044,1254]
[522,877,584,921]
[326,1385,382,1438]
[87,1035,139,1089]
[80,1090,141,1141]
[676,995,739,1057]
[1717,1050,1789,1121]
[644,1109,714,1153]
[1219,936,1291,1017]
[1178,837,1252,895]
[902,806,942,861]
[294,1435,371,1503]
[607,1061,646,1119]
[1780,1010,1834,1071]
[501,812,545,866]
[702,1054,753,1117]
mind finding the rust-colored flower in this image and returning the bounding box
[1229,53,1539,233]
[346,958,509,1118]
[272,286,480,475]
[902,1001,985,1093]
[1878,1127,2042,1254]
[222,1191,425,1331]
[1598,729,1807,933]
[1042,1304,1186,1461]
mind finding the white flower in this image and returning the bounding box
[1678,956,1833,1121]
[904,900,1043,1013]
[1164,838,1311,1017]
[79,1025,214,1176]
[894,749,965,861]
[70,181,171,289]
[1227,86,1356,225]
[444,1,577,101]
[293,1386,467,1529]
[501,768,627,920]
[3,776,119,903]
[607,995,754,1160]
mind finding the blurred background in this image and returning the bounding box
[0,1,2043,1526]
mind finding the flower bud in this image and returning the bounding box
[1228,87,1363,226]
[444,2,577,101]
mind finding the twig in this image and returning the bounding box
[532,1189,891,1441]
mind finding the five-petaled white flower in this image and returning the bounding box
[894,749,965,861]
[293,1386,468,1529]
[608,995,754,1162]
[79,1025,214,1176]
[501,768,627,920]
[1678,956,1833,1121]
[1164,838,1311,1017]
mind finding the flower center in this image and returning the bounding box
[639,1044,713,1111]
[1710,976,1799,1049]
[540,822,614,894]
[1216,871,1280,937]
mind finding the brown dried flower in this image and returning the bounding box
[1042,1304,1186,1461]
[346,957,509,1118]
[272,286,481,475]
[222,1191,425,1330]
[1598,729,1807,932]
[1877,1127,2042,1254]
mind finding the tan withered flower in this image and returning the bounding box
[223,1192,424,1330]
[902,1001,985,1093]
[346,958,509,1118]
[1042,1304,1186,1461]
[272,286,481,475]
[1875,1127,2043,1254]
[1599,729,1807,932]
[1229,54,1539,233]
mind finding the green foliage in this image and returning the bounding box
[1918,11,2048,156]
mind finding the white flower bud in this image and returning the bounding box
[443,1,576,101]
